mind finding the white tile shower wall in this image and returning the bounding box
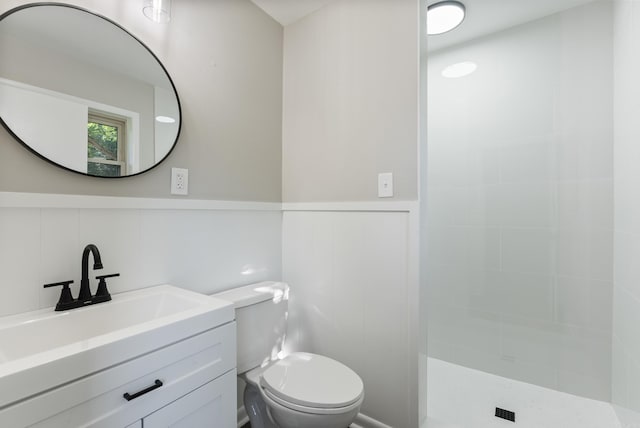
[0,206,282,316]
[426,1,614,401]
[282,210,412,428]
[612,0,640,425]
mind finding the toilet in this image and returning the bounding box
[213,281,364,428]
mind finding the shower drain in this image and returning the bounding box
[495,407,516,422]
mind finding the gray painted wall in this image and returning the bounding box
[0,0,283,202]
[281,0,419,202]
[279,1,420,427]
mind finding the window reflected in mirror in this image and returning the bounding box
[0,3,181,178]
[87,113,125,177]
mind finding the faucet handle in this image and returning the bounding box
[43,280,74,289]
[96,273,120,281]
[43,280,77,311]
[93,273,119,303]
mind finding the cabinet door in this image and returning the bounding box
[143,370,236,428]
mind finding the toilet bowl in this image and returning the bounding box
[213,282,364,428]
[245,352,364,428]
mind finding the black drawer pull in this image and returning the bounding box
[123,379,163,401]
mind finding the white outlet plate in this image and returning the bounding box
[378,172,393,198]
[171,168,189,196]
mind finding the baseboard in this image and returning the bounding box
[238,405,390,428]
[237,406,249,427]
[352,413,394,428]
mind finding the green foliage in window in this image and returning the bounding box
[88,122,118,161]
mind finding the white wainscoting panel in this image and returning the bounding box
[0,205,282,317]
[283,210,413,428]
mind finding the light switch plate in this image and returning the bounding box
[171,168,189,195]
[378,172,393,198]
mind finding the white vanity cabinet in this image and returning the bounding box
[0,322,236,428]
[142,370,236,427]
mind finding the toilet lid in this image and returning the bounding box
[260,352,364,409]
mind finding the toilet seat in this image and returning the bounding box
[262,387,364,416]
[259,352,364,410]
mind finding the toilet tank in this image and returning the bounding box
[213,281,288,374]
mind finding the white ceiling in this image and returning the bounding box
[427,0,600,52]
[251,0,601,47]
[250,0,337,26]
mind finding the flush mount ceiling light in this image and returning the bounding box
[143,0,171,24]
[427,1,466,35]
[156,115,176,123]
[442,61,477,78]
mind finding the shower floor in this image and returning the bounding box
[426,358,620,428]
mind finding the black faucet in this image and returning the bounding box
[43,244,119,311]
[79,244,103,302]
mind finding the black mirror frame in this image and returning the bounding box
[0,2,182,179]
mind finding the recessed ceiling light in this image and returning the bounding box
[156,115,176,123]
[427,1,466,35]
[442,61,477,78]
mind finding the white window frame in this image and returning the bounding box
[88,111,127,176]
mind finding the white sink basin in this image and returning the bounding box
[0,285,233,408]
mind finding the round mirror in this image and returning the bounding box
[0,3,181,178]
